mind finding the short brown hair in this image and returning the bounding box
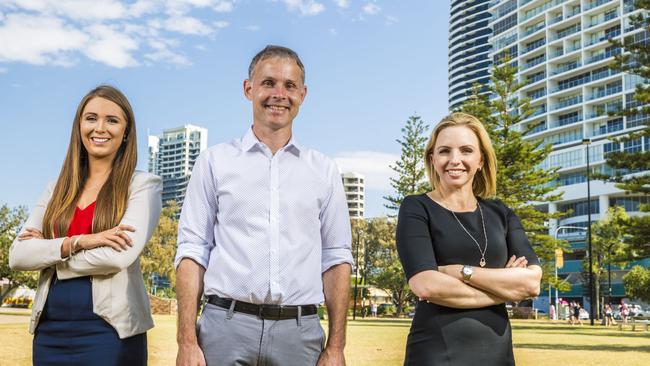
[248,45,305,83]
[424,112,497,198]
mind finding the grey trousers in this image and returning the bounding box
[197,303,326,366]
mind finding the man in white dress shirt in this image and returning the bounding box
[175,45,353,366]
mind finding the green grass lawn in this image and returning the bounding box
[1,313,649,365]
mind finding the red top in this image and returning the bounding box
[68,202,96,236]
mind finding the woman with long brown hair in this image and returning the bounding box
[9,85,162,365]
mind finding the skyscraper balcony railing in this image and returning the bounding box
[521,0,566,22]
[589,85,623,100]
[588,11,619,28]
[586,47,621,64]
[552,61,582,75]
[585,0,615,11]
[522,23,546,37]
[552,95,583,110]
[585,28,621,46]
[521,39,546,54]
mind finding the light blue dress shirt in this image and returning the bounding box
[175,128,353,305]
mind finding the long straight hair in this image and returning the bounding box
[42,85,137,238]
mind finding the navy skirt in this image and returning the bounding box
[33,275,147,366]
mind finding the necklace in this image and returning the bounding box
[437,198,489,267]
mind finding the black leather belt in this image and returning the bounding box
[206,295,318,320]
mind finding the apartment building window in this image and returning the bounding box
[525,53,546,68]
[624,138,643,153]
[558,111,582,126]
[548,149,582,169]
[558,72,590,90]
[556,171,587,186]
[559,200,600,218]
[524,37,546,53]
[543,128,583,146]
[595,118,624,135]
[610,196,650,211]
[603,141,620,157]
[528,87,546,100]
[627,112,650,128]
[493,13,516,36]
[494,0,516,19]
[527,71,546,84]
[556,24,581,39]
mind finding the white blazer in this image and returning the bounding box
[9,171,162,339]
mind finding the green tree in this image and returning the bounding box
[584,206,630,314]
[141,200,179,296]
[623,265,650,303]
[0,204,37,301]
[384,115,430,211]
[601,0,650,254]
[365,218,411,316]
[460,57,568,291]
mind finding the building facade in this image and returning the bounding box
[148,125,208,208]
[449,0,494,110]
[451,0,650,310]
[342,172,365,219]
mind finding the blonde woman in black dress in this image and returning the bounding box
[396,113,542,365]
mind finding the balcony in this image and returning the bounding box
[521,39,546,55]
[588,11,619,28]
[552,95,583,110]
[522,23,546,38]
[552,61,582,75]
[589,85,623,100]
[551,24,581,41]
[585,0,615,11]
[522,55,546,70]
[525,120,548,135]
[553,113,583,128]
[585,28,621,46]
[586,48,621,64]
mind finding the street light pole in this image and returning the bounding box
[583,138,595,326]
[353,225,360,320]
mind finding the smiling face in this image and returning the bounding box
[79,97,128,163]
[430,126,484,191]
[244,56,307,133]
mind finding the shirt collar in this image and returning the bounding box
[241,127,302,156]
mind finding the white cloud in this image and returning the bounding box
[84,24,139,68]
[280,0,325,16]
[0,13,88,65]
[214,20,230,29]
[5,0,128,21]
[213,0,235,12]
[334,151,398,190]
[244,25,260,31]
[329,28,337,35]
[145,39,191,66]
[333,0,348,8]
[0,67,7,73]
[385,15,397,26]
[362,3,380,15]
[129,0,159,17]
[164,15,213,35]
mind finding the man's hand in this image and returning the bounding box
[176,342,206,366]
[317,347,346,366]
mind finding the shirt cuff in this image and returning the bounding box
[321,248,354,273]
[174,246,211,270]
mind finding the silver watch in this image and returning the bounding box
[461,265,473,282]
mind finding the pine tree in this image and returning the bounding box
[602,0,650,258]
[460,57,568,291]
[384,115,430,211]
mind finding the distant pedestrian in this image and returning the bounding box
[549,303,556,321]
[605,304,615,326]
[620,299,629,324]
[371,303,378,317]
[573,302,583,326]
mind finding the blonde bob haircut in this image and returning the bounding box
[424,112,497,198]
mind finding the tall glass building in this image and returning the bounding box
[454,0,650,310]
[449,0,494,110]
[148,125,208,208]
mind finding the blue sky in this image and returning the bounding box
[0,0,450,218]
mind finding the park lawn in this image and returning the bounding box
[1,314,649,365]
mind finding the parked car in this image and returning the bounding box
[612,304,647,320]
